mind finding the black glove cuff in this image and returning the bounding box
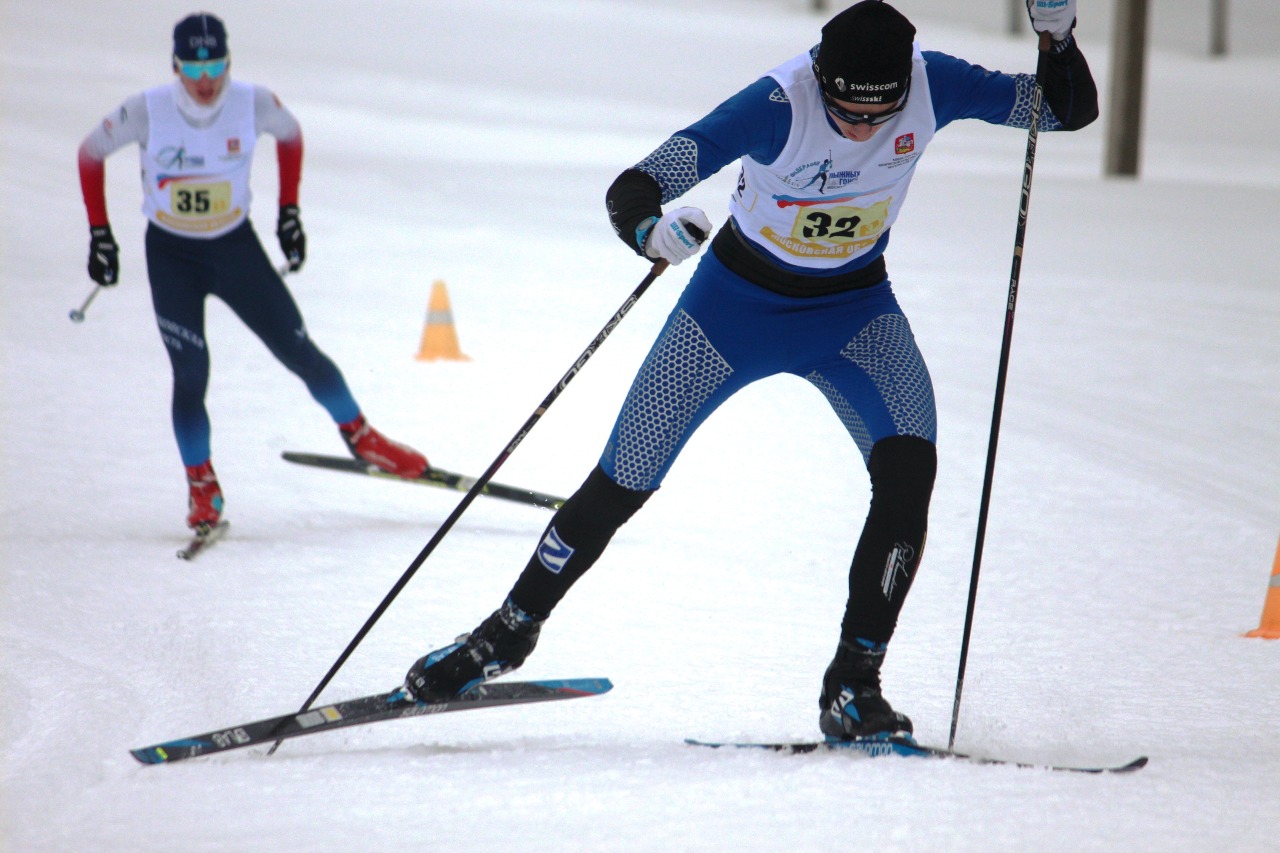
[606,169,663,256]
[1048,33,1076,55]
[1037,33,1098,131]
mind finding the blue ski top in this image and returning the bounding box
[606,39,1097,288]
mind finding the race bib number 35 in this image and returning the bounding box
[169,180,232,218]
[158,179,241,232]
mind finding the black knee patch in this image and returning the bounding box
[564,465,654,525]
[867,435,937,515]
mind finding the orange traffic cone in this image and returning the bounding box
[1244,535,1280,639]
[415,280,470,361]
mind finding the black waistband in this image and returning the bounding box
[710,220,887,297]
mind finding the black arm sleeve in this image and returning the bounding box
[605,168,663,256]
[1039,37,1099,131]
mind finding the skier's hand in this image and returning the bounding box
[87,225,119,286]
[276,204,306,272]
[1026,0,1076,42]
[642,207,712,266]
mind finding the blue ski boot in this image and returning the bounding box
[404,598,545,701]
[818,638,913,740]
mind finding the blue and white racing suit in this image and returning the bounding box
[507,39,1097,647]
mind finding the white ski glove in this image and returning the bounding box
[643,207,712,265]
[1026,0,1076,42]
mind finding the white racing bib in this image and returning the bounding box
[728,46,936,271]
[141,81,256,237]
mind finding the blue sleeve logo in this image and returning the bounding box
[536,526,575,574]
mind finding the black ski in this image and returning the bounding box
[176,520,230,561]
[686,736,1148,774]
[282,451,565,510]
[131,677,611,765]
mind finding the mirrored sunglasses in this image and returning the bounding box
[176,57,228,80]
[816,72,911,127]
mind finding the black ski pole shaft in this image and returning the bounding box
[948,34,1052,750]
[269,258,672,753]
[68,285,102,323]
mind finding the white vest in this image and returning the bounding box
[728,46,936,271]
[141,81,257,238]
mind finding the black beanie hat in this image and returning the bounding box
[173,13,228,61]
[815,1,916,104]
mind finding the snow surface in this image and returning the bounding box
[3,1,1279,850]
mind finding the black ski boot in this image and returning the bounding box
[818,638,913,739]
[405,598,545,701]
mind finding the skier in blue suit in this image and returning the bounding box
[405,0,1097,740]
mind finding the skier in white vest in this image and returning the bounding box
[77,13,427,534]
[404,0,1096,741]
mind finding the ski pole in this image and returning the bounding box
[948,32,1052,750]
[270,256,677,753]
[68,284,102,323]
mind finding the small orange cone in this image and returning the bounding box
[415,279,470,361]
[1244,534,1280,639]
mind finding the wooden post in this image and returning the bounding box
[1104,0,1149,178]
[1008,0,1025,36]
[1210,0,1229,57]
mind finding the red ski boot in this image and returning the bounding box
[185,461,224,530]
[339,414,428,478]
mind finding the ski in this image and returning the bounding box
[131,677,611,765]
[176,520,230,561]
[686,736,1148,774]
[282,451,565,510]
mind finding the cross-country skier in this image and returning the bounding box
[403,0,1096,740]
[77,13,428,533]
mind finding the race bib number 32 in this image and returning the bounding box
[791,200,889,245]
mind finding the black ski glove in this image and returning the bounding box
[276,204,306,271]
[87,225,119,286]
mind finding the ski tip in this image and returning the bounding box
[175,520,230,560]
[495,677,612,697]
[1114,755,1150,772]
[131,747,167,764]
[551,677,612,696]
[130,739,208,765]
